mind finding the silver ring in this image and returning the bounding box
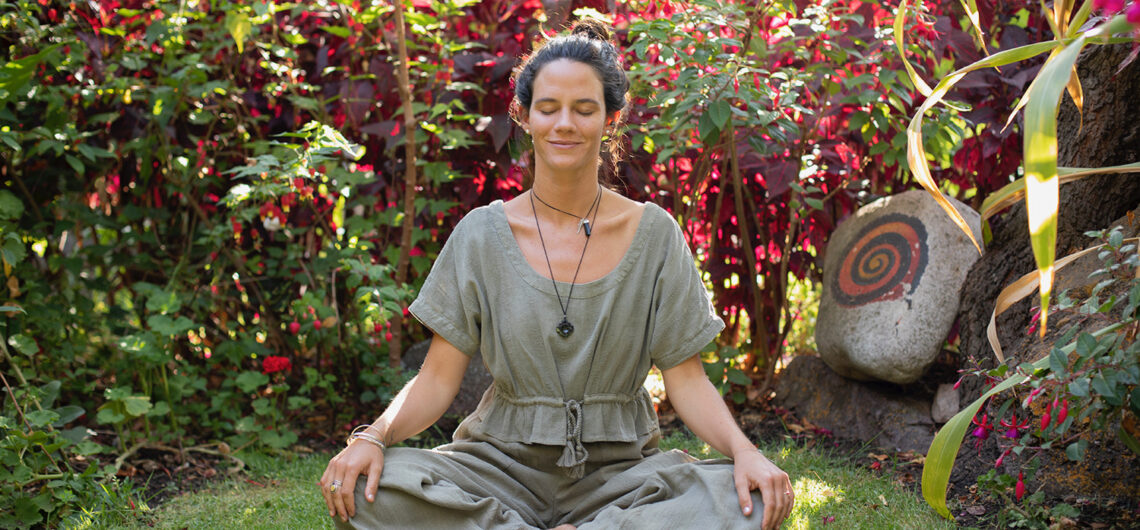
[329,479,342,493]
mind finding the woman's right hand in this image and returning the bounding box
[319,439,386,522]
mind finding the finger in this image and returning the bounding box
[343,472,359,517]
[319,469,336,517]
[365,460,383,503]
[761,485,780,530]
[331,475,350,522]
[733,472,753,517]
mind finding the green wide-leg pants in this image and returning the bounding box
[334,438,763,529]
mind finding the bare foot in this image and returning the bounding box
[549,525,576,530]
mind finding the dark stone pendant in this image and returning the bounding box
[556,318,574,338]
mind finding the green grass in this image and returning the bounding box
[83,436,956,529]
[660,432,957,530]
[73,451,334,530]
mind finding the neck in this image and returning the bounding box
[530,177,601,220]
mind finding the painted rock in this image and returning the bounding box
[815,190,982,384]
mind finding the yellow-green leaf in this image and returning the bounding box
[225,12,251,54]
[1023,32,1089,335]
[905,40,1059,254]
[893,0,933,97]
[980,163,1140,221]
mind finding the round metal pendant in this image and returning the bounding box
[556,318,574,338]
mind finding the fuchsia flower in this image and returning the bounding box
[972,413,994,446]
[995,448,1012,468]
[1001,415,1030,439]
[1056,399,1069,424]
[1095,0,1126,14]
[1016,472,1026,501]
[1041,401,1053,430]
[1129,2,1140,24]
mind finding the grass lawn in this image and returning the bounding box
[82,433,955,529]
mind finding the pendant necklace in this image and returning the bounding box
[533,188,596,237]
[530,184,602,338]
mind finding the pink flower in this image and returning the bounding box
[1095,0,1125,13]
[262,356,292,374]
[1016,472,1026,501]
[995,448,1011,468]
[1056,399,1069,424]
[289,321,301,335]
[1129,2,1140,24]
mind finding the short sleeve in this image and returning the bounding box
[648,211,725,371]
[408,216,483,357]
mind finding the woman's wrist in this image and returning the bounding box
[729,441,761,460]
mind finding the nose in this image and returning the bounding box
[554,109,574,132]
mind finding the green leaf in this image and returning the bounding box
[1119,425,1140,457]
[1065,439,1088,461]
[921,322,1123,519]
[148,314,195,337]
[96,407,125,425]
[0,190,23,220]
[235,371,270,393]
[709,100,731,130]
[1130,387,1140,417]
[7,334,37,356]
[52,405,85,425]
[322,26,351,38]
[804,197,824,210]
[121,395,152,417]
[225,11,252,54]
[2,232,26,266]
[26,410,59,428]
[64,154,84,174]
[146,288,182,314]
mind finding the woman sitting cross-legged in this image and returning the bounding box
[319,19,794,530]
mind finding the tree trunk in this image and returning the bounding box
[953,42,1140,502]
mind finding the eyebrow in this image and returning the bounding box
[534,97,601,106]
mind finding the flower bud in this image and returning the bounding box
[1057,399,1068,424]
[1016,472,1026,501]
[1129,2,1140,24]
[289,321,300,335]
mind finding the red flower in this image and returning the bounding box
[1015,472,1026,501]
[289,321,300,335]
[1056,399,1069,424]
[1129,2,1140,24]
[262,356,292,374]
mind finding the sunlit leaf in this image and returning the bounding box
[224,12,251,54]
[980,163,1140,221]
[906,40,1060,255]
[893,0,933,97]
[1023,31,1090,335]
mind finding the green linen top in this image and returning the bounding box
[408,199,724,477]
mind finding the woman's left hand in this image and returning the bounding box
[731,449,793,530]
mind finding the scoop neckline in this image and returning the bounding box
[489,199,658,299]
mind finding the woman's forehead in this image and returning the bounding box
[532,59,604,101]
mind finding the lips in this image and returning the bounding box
[548,140,581,148]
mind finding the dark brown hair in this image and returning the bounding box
[512,20,629,183]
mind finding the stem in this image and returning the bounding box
[387,0,419,369]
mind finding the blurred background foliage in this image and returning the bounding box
[0,0,1040,525]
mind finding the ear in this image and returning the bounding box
[518,107,531,132]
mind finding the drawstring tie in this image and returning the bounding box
[556,399,588,478]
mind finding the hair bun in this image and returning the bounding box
[571,19,612,42]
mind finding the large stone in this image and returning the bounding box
[815,190,983,384]
[402,339,493,432]
[775,355,936,452]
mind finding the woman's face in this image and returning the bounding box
[520,59,613,178]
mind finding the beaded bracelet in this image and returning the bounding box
[346,424,386,451]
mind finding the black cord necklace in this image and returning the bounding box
[529,184,603,338]
[532,187,596,237]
